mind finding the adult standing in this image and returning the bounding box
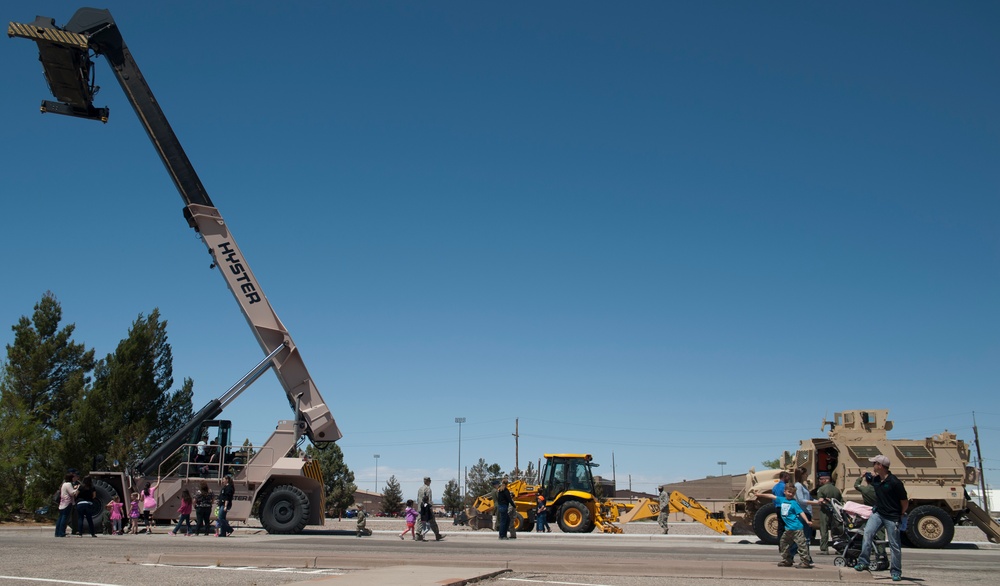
[54,473,78,537]
[496,478,515,540]
[772,471,791,551]
[73,476,97,537]
[854,470,887,560]
[793,468,815,545]
[854,455,908,582]
[194,481,214,536]
[657,485,670,534]
[216,475,234,537]
[815,472,842,554]
[415,476,444,541]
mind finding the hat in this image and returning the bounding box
[537,495,545,501]
[869,454,890,467]
[423,476,431,482]
[818,471,831,478]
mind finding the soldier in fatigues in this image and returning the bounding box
[815,472,842,554]
[416,476,444,541]
[657,485,670,534]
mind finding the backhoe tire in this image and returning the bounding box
[905,505,954,549]
[511,511,527,533]
[260,485,310,534]
[557,500,592,533]
[752,502,780,545]
[91,479,119,534]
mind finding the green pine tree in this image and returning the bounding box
[466,458,504,503]
[0,292,94,516]
[381,475,403,516]
[442,479,463,515]
[305,442,356,517]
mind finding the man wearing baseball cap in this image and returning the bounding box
[855,454,908,581]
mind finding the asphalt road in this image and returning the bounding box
[1,521,996,586]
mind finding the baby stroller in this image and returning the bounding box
[827,499,889,571]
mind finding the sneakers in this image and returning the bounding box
[892,573,902,582]
[399,535,404,540]
[435,535,446,541]
[854,563,867,572]
[776,560,793,567]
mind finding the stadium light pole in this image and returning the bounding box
[374,454,380,493]
[718,461,727,476]
[455,417,466,497]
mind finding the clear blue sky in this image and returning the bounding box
[3,1,997,503]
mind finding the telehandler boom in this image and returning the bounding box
[10,7,342,534]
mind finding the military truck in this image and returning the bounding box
[726,409,1000,548]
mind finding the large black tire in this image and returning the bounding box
[259,485,310,534]
[906,505,955,549]
[752,502,780,545]
[557,500,593,533]
[91,479,119,534]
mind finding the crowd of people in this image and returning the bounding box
[759,453,908,582]
[54,471,236,538]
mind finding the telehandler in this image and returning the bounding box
[10,8,342,533]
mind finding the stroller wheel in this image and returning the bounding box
[875,557,890,572]
[834,556,847,567]
[868,558,883,572]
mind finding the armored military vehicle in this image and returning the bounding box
[726,409,1000,548]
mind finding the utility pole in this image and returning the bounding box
[974,412,990,513]
[512,418,519,476]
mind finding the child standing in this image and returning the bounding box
[106,495,125,535]
[761,485,817,569]
[400,499,417,540]
[140,479,160,534]
[128,493,141,535]
[170,489,194,536]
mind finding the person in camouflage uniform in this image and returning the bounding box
[657,485,670,534]
[416,477,444,541]
[815,472,842,554]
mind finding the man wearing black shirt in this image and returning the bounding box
[855,454,908,582]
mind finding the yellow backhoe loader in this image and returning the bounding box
[466,454,732,535]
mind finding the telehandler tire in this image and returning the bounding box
[752,502,780,545]
[91,478,119,534]
[905,505,954,548]
[260,485,310,534]
[557,500,592,533]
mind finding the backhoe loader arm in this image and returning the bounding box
[9,8,342,444]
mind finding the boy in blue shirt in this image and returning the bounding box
[761,485,817,568]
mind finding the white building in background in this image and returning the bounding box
[966,487,999,516]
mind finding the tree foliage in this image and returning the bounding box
[442,479,463,514]
[0,292,94,515]
[761,458,781,470]
[381,475,403,516]
[0,294,196,519]
[305,442,356,516]
[466,458,504,502]
[70,310,192,472]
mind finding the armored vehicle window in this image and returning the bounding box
[847,446,881,459]
[896,445,933,459]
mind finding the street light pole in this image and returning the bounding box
[455,417,466,498]
[374,454,380,493]
[718,461,727,476]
